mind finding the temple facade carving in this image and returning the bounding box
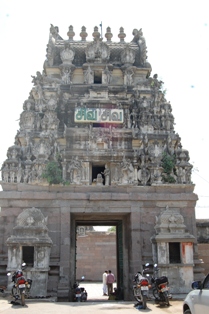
[0,24,201,300]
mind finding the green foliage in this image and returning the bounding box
[42,161,63,185]
[162,152,175,174]
[108,226,116,232]
[161,152,176,183]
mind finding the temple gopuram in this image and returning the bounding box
[0,25,203,300]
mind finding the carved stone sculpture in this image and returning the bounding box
[120,156,134,184]
[67,156,82,184]
[124,68,134,86]
[121,45,135,66]
[132,28,147,65]
[85,40,110,63]
[102,66,112,84]
[93,173,103,186]
[84,66,94,84]
[101,164,110,186]
[60,43,75,65]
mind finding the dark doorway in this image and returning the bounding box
[22,246,34,267]
[169,242,181,263]
[94,70,102,84]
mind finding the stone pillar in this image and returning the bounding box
[57,207,71,300]
[128,207,142,299]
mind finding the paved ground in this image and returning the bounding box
[0,283,185,314]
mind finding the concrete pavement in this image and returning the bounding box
[0,282,186,314]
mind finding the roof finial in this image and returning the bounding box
[99,22,103,39]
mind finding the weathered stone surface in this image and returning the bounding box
[0,24,201,299]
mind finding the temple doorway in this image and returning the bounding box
[74,221,124,301]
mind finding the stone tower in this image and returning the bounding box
[0,24,202,300]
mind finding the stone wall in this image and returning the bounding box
[76,230,117,281]
[197,244,209,276]
[196,220,209,276]
[0,183,199,299]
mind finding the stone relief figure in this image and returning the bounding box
[103,66,112,84]
[41,111,60,131]
[120,156,134,184]
[61,67,72,84]
[124,68,134,86]
[84,66,94,84]
[60,43,75,65]
[19,111,36,131]
[93,173,103,186]
[9,163,17,183]
[176,166,186,184]
[35,82,45,100]
[138,165,150,186]
[121,45,135,66]
[23,96,35,111]
[46,94,58,111]
[32,140,52,161]
[1,163,9,182]
[50,24,60,41]
[67,156,82,184]
[31,71,44,86]
[101,164,110,186]
[17,163,23,183]
[85,40,110,63]
[185,167,192,184]
[132,28,147,65]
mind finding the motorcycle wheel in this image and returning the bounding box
[142,295,147,309]
[164,294,170,306]
[152,288,158,299]
[77,296,81,302]
[21,293,25,306]
[133,287,142,302]
[184,309,191,314]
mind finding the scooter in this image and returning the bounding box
[133,263,151,309]
[7,263,33,306]
[151,264,171,306]
[73,276,87,302]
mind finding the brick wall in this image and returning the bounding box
[76,230,117,281]
[197,243,209,276]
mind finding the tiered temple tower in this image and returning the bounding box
[0,25,202,300]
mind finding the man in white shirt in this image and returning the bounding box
[102,270,108,296]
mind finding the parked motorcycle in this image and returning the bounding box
[0,286,6,294]
[7,263,32,306]
[133,263,150,309]
[73,276,87,302]
[151,264,171,306]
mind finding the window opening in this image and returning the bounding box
[169,242,181,263]
[94,71,102,84]
[92,165,105,185]
[22,246,34,266]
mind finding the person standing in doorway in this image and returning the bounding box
[106,270,115,296]
[102,270,108,296]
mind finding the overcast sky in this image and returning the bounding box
[0,0,208,218]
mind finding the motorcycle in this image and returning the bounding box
[133,263,151,309]
[151,264,171,306]
[0,286,6,294]
[73,276,87,302]
[7,263,33,306]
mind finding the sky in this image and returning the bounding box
[0,0,209,219]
